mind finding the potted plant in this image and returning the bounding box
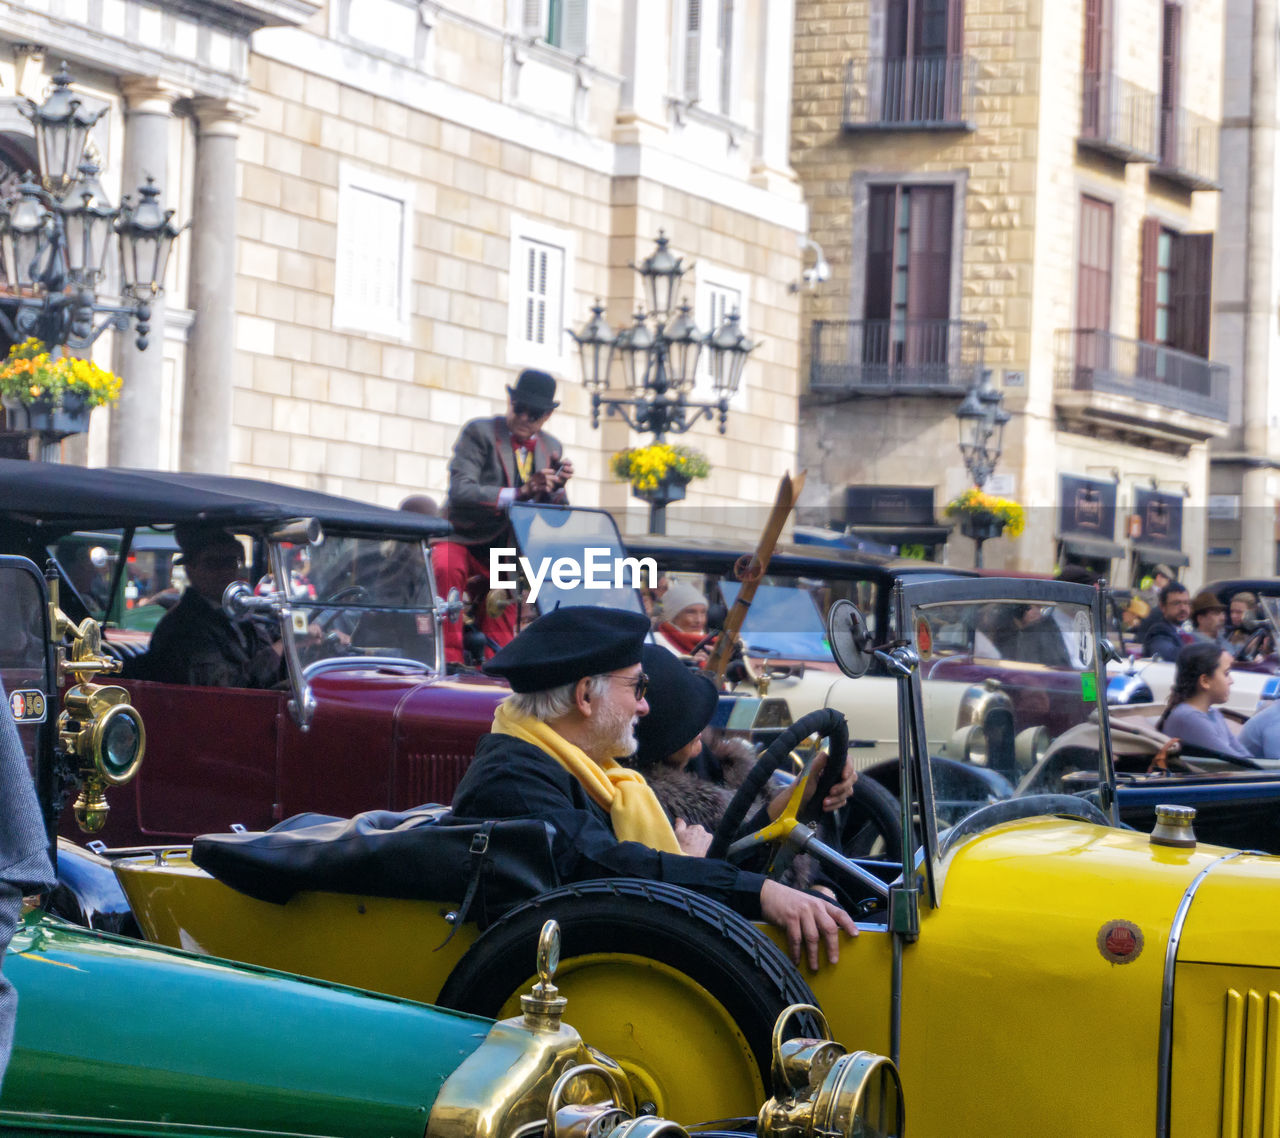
[944,486,1026,542]
[610,443,711,503]
[0,337,123,436]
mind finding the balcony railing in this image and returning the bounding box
[1155,105,1221,190]
[810,319,987,394]
[1054,328,1228,420]
[1079,72,1158,163]
[843,54,976,130]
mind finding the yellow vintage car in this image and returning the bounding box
[108,577,1279,1137]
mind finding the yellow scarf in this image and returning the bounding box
[492,699,682,854]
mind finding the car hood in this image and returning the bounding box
[939,817,1280,967]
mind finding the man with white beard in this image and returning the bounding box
[451,606,856,969]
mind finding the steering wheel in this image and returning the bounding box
[311,584,371,634]
[706,708,850,865]
[1235,626,1270,663]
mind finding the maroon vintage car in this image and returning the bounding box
[0,459,516,845]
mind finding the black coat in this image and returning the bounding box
[1142,615,1186,662]
[451,733,766,917]
[146,589,283,688]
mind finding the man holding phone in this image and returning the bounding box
[436,369,574,664]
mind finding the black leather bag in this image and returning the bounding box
[192,805,560,929]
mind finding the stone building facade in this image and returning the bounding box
[229,1,806,532]
[0,0,317,471]
[793,0,1227,581]
[1210,0,1280,577]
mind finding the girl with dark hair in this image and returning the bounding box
[1156,641,1252,758]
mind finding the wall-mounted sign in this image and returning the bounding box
[1059,474,1117,539]
[1133,488,1183,550]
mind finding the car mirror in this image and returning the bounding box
[223,580,279,620]
[1098,638,1125,665]
[826,599,872,678]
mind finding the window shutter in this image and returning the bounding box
[718,0,734,114]
[561,0,588,55]
[1076,196,1113,332]
[522,0,545,38]
[864,186,896,323]
[684,0,702,100]
[905,186,953,365]
[1172,232,1213,358]
[1139,217,1160,342]
[1082,0,1105,134]
[1160,3,1182,161]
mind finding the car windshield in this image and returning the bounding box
[276,533,437,667]
[509,503,648,614]
[721,581,833,661]
[909,594,1111,852]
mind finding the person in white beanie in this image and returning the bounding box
[653,581,713,660]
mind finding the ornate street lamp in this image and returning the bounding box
[0,64,186,353]
[955,369,1011,567]
[569,231,757,533]
[956,369,1009,490]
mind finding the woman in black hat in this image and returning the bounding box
[627,645,856,851]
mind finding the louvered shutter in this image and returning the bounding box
[522,0,545,38]
[561,0,588,55]
[1172,232,1212,358]
[684,0,702,100]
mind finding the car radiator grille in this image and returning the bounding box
[1219,986,1280,1136]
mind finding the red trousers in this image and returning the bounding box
[432,541,518,664]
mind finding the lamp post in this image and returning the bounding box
[954,369,1010,567]
[570,231,756,534]
[0,65,185,457]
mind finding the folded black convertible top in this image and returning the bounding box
[0,458,450,539]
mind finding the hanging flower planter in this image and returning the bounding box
[610,443,710,503]
[0,338,121,440]
[632,471,691,504]
[944,487,1026,540]
[958,511,1005,542]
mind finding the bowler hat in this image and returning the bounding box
[631,645,719,770]
[483,605,649,693]
[173,524,242,567]
[507,369,559,414]
[1190,589,1227,616]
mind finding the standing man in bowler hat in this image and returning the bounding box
[436,369,573,664]
[451,606,858,970]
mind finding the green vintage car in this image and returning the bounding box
[0,554,904,1138]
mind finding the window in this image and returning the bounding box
[1159,2,1182,164]
[334,0,424,61]
[680,0,737,115]
[522,0,588,54]
[1081,0,1111,137]
[693,263,749,404]
[1076,196,1113,332]
[864,184,954,367]
[507,216,576,371]
[1139,217,1211,357]
[332,164,413,341]
[881,0,964,123]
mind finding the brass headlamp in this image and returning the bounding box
[758,1005,905,1138]
[48,580,146,831]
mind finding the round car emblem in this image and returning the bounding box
[1097,919,1144,964]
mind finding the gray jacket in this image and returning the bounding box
[0,675,56,1088]
[446,416,566,546]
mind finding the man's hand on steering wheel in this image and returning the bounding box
[765,750,857,821]
[759,879,858,969]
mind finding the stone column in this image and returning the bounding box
[108,78,181,468]
[180,99,243,474]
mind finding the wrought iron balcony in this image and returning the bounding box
[1079,72,1158,163]
[843,54,976,131]
[810,319,987,395]
[1155,105,1221,190]
[1054,328,1228,421]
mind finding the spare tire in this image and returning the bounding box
[437,878,818,1123]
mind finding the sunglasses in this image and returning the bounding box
[609,671,649,701]
[512,402,549,420]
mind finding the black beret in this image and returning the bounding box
[631,644,719,769]
[483,606,650,693]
